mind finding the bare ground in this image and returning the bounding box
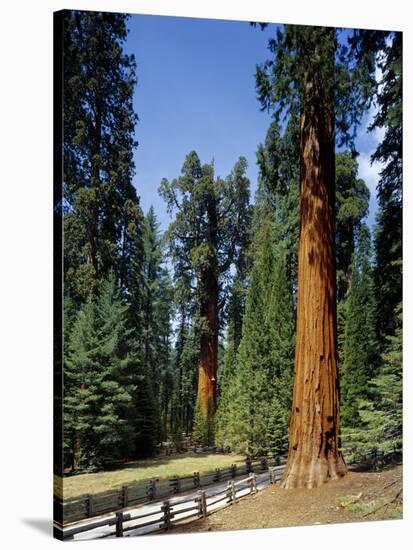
[169,464,402,534]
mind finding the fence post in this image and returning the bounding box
[87,494,94,517]
[249,473,257,494]
[226,481,232,503]
[269,467,275,485]
[197,491,207,518]
[226,480,236,504]
[122,485,128,508]
[231,463,237,478]
[147,479,156,500]
[170,475,180,494]
[214,468,221,482]
[200,490,207,518]
[193,471,200,488]
[115,512,124,537]
[160,500,173,530]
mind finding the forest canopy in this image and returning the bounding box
[58,12,402,477]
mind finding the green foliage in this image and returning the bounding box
[340,226,378,428]
[159,152,251,302]
[336,152,370,300]
[372,34,402,342]
[216,116,298,457]
[255,25,376,148]
[64,274,137,470]
[216,218,295,456]
[342,305,402,461]
[192,397,215,446]
[348,30,402,342]
[176,320,200,435]
[138,207,174,451]
[63,10,143,303]
[215,342,238,446]
[60,17,402,475]
[159,151,251,438]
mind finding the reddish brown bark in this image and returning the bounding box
[281,78,347,488]
[197,271,218,417]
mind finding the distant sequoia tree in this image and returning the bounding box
[159,153,251,445]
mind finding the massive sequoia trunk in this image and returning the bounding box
[281,67,347,488]
[194,185,219,444]
[197,271,219,416]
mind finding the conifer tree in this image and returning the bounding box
[215,341,238,447]
[343,304,402,460]
[254,25,379,487]
[64,274,137,469]
[62,10,143,302]
[216,218,294,456]
[130,207,174,455]
[372,34,402,343]
[340,226,378,429]
[349,31,402,343]
[335,152,370,301]
[159,153,250,444]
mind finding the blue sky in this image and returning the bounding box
[124,15,382,230]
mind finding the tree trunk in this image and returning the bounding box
[281,79,347,488]
[197,271,218,416]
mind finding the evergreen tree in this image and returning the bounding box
[64,274,137,470]
[372,34,402,342]
[254,24,380,487]
[343,304,402,461]
[349,31,402,342]
[340,226,378,429]
[335,152,370,374]
[215,341,238,447]
[216,116,298,456]
[62,10,143,302]
[159,153,250,443]
[335,152,370,300]
[216,219,294,456]
[131,207,174,456]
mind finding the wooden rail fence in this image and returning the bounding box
[57,456,281,526]
[56,447,401,540]
[61,466,285,540]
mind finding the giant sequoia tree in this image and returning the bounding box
[159,152,250,443]
[255,25,379,488]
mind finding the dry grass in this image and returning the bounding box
[61,453,245,499]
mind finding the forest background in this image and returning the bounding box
[0,2,410,550]
[60,10,401,471]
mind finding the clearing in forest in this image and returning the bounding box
[61,453,246,499]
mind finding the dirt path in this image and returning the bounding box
[170,465,402,534]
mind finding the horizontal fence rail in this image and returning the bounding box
[61,468,284,541]
[56,446,401,539]
[58,456,283,526]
